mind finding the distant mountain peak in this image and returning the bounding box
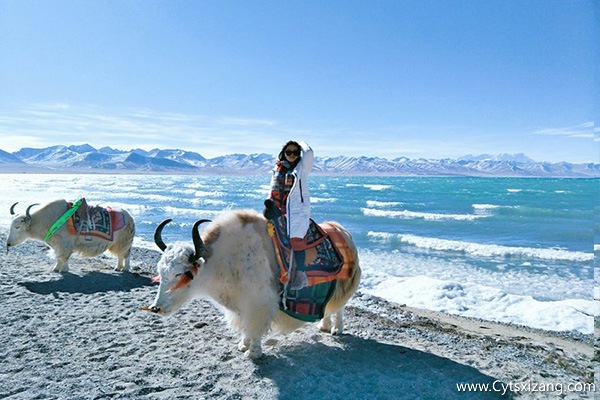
[0,146,597,177]
[459,153,536,163]
[68,144,97,153]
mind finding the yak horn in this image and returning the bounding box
[25,203,39,219]
[154,219,172,252]
[190,219,211,263]
[10,202,18,215]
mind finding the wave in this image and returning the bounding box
[367,232,593,262]
[360,274,594,334]
[362,208,487,221]
[346,184,392,191]
[366,200,403,208]
[131,194,173,202]
[95,202,152,215]
[471,204,505,216]
[312,197,337,203]
[472,203,503,211]
[193,190,225,197]
[189,198,229,207]
[161,206,223,218]
[472,203,588,219]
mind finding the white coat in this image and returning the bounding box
[286,141,313,239]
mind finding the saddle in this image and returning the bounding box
[268,215,356,322]
[67,198,126,242]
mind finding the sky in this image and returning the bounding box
[0,0,598,163]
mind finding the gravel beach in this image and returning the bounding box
[0,229,595,399]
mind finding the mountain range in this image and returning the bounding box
[0,144,598,177]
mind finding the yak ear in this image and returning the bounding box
[151,275,161,283]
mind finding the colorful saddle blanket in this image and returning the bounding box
[67,199,126,242]
[269,215,355,322]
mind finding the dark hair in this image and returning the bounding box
[277,140,302,162]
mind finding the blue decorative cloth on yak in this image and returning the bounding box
[268,213,354,322]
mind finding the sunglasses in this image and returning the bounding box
[285,149,300,156]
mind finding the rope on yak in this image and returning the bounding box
[44,199,83,242]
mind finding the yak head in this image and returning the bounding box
[140,218,211,316]
[7,202,39,252]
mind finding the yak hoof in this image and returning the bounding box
[237,338,250,352]
[238,339,262,358]
[318,318,331,333]
[53,265,69,273]
[244,346,262,359]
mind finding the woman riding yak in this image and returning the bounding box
[263,140,313,290]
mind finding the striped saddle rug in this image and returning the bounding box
[67,199,126,242]
[268,215,355,322]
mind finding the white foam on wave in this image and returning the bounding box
[359,248,592,301]
[346,184,392,191]
[133,236,157,251]
[357,250,594,333]
[194,190,225,198]
[133,194,173,202]
[366,200,403,208]
[96,202,151,216]
[189,198,228,207]
[161,206,223,218]
[362,208,486,221]
[471,203,507,212]
[312,197,337,203]
[361,274,594,334]
[368,232,593,262]
[171,189,198,195]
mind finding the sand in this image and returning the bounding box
[0,229,596,399]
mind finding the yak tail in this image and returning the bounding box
[109,215,135,256]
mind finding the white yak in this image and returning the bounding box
[7,200,135,272]
[140,210,361,358]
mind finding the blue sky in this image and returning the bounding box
[0,0,597,162]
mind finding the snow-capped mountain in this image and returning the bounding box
[0,149,24,164]
[458,153,536,163]
[1,144,598,177]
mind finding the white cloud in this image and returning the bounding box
[0,103,290,157]
[0,103,596,162]
[531,122,594,138]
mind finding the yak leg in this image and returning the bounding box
[53,249,72,272]
[228,313,256,356]
[237,309,271,359]
[115,251,131,272]
[318,310,343,335]
[331,310,344,335]
[237,331,263,359]
[318,316,332,333]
